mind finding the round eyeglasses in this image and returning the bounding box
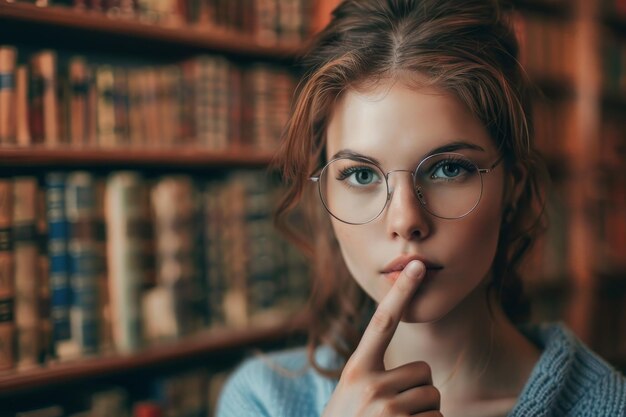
[310,152,503,225]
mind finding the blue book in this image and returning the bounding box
[45,172,72,354]
[65,172,100,356]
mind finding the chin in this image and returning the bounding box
[399,302,452,324]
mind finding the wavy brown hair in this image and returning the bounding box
[273,0,548,378]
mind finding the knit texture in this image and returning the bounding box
[216,323,626,417]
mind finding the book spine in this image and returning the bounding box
[69,57,89,147]
[15,65,31,146]
[0,46,17,145]
[215,57,230,150]
[29,55,45,145]
[113,67,130,147]
[56,61,70,147]
[13,177,41,369]
[149,176,199,339]
[66,172,100,357]
[37,186,52,363]
[45,172,73,358]
[144,68,160,148]
[203,181,225,328]
[95,66,117,147]
[0,179,14,371]
[94,178,111,354]
[105,172,148,353]
[37,51,59,147]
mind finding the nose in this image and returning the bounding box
[385,172,431,241]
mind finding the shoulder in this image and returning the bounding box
[215,346,340,417]
[515,322,626,416]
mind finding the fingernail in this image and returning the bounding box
[404,260,425,279]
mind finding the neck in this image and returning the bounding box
[383,284,540,403]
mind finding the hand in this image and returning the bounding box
[322,260,442,417]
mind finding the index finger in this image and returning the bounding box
[352,260,426,371]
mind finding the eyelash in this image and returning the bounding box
[429,157,476,174]
[336,165,377,181]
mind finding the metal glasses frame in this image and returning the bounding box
[309,152,504,225]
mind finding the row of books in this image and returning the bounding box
[604,35,626,97]
[7,367,230,417]
[8,0,312,44]
[0,46,295,150]
[0,169,309,373]
[513,13,577,83]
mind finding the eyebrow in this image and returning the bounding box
[329,141,486,163]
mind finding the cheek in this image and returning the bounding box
[450,190,503,278]
[331,220,379,289]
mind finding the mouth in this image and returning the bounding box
[380,254,443,281]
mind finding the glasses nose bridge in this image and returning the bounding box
[385,168,417,194]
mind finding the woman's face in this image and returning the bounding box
[325,81,507,323]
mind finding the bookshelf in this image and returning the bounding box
[0,312,308,397]
[0,2,303,60]
[0,146,275,167]
[0,0,313,414]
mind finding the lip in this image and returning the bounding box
[380,254,443,275]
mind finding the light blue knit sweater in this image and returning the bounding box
[216,323,626,416]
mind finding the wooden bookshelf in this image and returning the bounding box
[0,146,276,167]
[0,1,304,60]
[0,1,313,412]
[0,313,309,396]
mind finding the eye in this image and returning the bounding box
[429,158,476,181]
[337,166,382,187]
[434,163,461,178]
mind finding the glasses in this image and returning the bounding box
[310,152,503,225]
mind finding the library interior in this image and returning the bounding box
[0,0,625,415]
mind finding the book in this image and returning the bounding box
[33,51,60,147]
[0,179,14,371]
[65,172,101,357]
[105,172,151,353]
[45,172,73,358]
[94,178,111,354]
[13,177,41,369]
[68,57,91,147]
[15,65,30,146]
[96,66,117,147]
[36,186,52,362]
[0,46,17,145]
[145,176,202,341]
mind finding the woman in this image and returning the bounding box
[217,1,626,416]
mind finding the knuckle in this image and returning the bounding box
[363,380,384,401]
[413,360,432,377]
[371,308,395,333]
[424,386,441,406]
[379,400,399,417]
[341,359,362,383]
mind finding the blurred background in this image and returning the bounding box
[0,0,624,415]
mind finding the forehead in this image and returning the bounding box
[325,81,494,164]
